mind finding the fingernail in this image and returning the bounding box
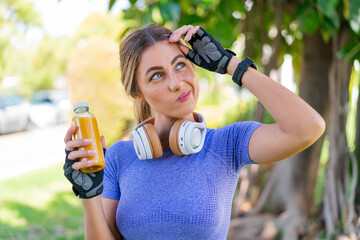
[87,160,94,165]
[84,139,92,143]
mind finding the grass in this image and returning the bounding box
[0,163,85,240]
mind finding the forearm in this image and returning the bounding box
[228,57,325,141]
[82,196,116,240]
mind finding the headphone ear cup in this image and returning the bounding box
[132,130,148,160]
[169,119,186,155]
[143,123,163,158]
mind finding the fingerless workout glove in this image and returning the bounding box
[186,27,235,74]
[63,149,105,199]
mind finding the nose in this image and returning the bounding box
[168,74,183,92]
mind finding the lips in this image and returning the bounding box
[178,90,191,102]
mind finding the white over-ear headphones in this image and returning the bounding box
[131,112,206,160]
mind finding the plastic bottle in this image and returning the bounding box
[72,102,105,173]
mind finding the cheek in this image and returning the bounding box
[142,87,165,106]
[181,67,197,83]
[185,70,199,94]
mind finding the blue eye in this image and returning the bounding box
[176,62,186,70]
[150,72,163,81]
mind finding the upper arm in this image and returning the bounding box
[248,124,314,164]
[101,197,122,239]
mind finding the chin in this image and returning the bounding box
[175,104,197,119]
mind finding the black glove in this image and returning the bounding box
[186,27,236,74]
[63,149,105,199]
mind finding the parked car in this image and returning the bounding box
[0,95,31,134]
[29,90,71,127]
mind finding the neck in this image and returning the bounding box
[153,113,195,148]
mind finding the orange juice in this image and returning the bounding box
[72,102,105,173]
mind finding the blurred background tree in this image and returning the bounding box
[0,0,40,94]
[66,13,134,144]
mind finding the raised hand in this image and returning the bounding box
[169,25,235,74]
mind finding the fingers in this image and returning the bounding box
[64,125,75,143]
[184,25,200,41]
[72,159,95,171]
[66,138,92,151]
[169,25,192,42]
[169,25,200,43]
[178,44,190,55]
[100,135,106,149]
[68,149,96,160]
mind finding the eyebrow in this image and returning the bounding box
[145,54,186,77]
[171,54,185,65]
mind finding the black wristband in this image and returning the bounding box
[232,57,257,87]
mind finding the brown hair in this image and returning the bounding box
[119,24,175,124]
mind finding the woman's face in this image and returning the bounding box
[136,40,199,119]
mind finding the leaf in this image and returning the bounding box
[349,0,360,36]
[159,2,180,22]
[294,2,310,19]
[338,41,360,62]
[108,0,116,11]
[151,5,163,24]
[343,0,350,20]
[323,11,340,36]
[303,10,320,34]
[317,0,339,16]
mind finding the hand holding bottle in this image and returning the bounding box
[63,102,106,199]
[63,124,106,198]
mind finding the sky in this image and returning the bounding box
[27,0,130,41]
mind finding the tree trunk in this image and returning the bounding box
[252,30,332,239]
[289,29,331,215]
[323,25,357,238]
[252,0,284,123]
[233,0,284,217]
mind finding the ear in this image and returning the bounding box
[133,93,144,102]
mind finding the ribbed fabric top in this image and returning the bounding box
[102,121,262,239]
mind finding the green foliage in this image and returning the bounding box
[0,0,41,85]
[317,0,339,16]
[323,11,340,36]
[109,0,117,11]
[349,0,360,36]
[0,163,84,239]
[300,8,320,35]
[338,42,360,62]
[122,0,242,47]
[0,0,40,26]
[21,37,71,97]
[294,0,360,61]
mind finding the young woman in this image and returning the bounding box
[63,24,325,239]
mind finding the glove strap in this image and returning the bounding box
[232,57,257,87]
